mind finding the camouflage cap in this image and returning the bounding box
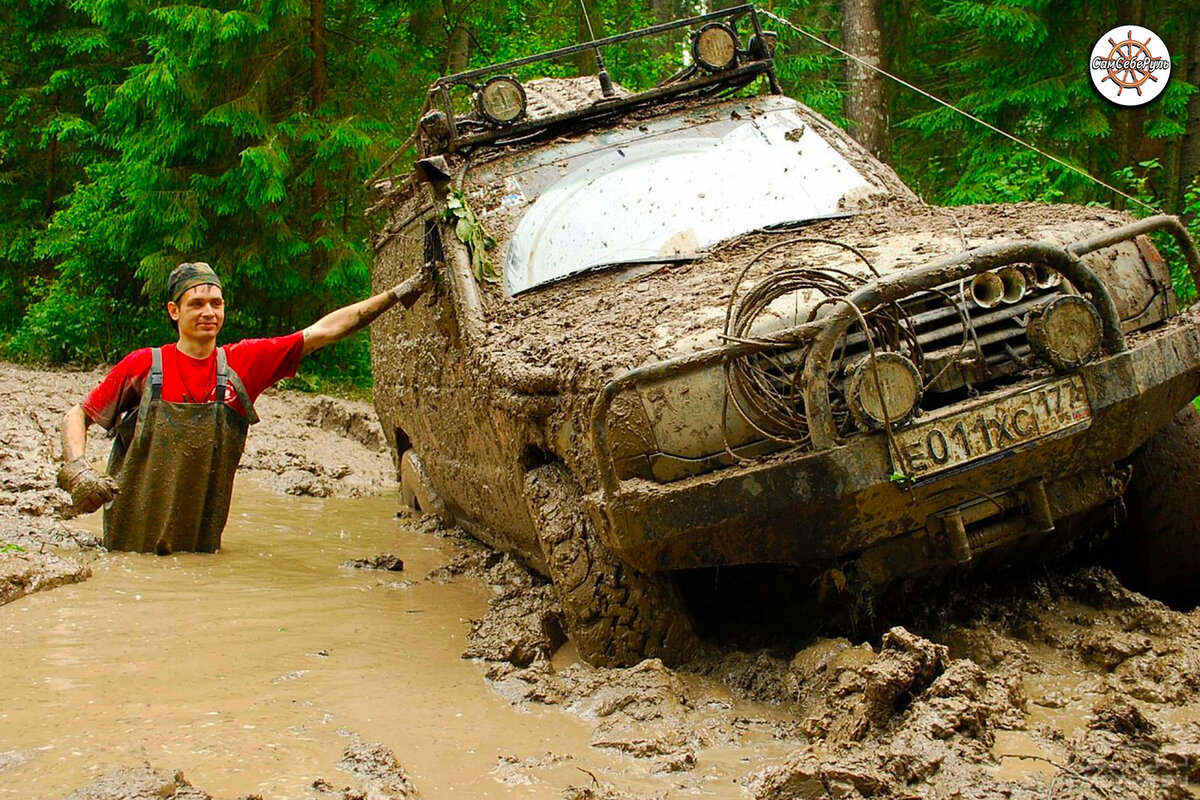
[168,262,223,304]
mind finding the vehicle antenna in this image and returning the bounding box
[577,0,615,98]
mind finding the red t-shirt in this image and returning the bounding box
[82,333,305,430]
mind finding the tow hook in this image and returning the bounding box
[1024,478,1054,534]
[943,509,972,564]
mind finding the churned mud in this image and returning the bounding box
[460,537,1200,798]
[60,736,418,800]
[5,361,1200,798]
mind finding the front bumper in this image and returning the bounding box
[588,216,1200,579]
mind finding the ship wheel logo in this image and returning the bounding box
[1090,25,1172,107]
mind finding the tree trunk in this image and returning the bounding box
[1180,16,1200,210]
[445,22,470,74]
[310,0,329,282]
[840,0,890,163]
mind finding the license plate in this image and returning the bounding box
[894,375,1091,481]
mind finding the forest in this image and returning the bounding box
[1,0,1197,387]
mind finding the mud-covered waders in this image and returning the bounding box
[103,347,260,554]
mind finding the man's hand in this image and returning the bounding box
[390,267,433,310]
[301,263,433,356]
[57,457,118,515]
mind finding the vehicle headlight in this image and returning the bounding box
[1027,295,1103,370]
[476,76,527,125]
[846,352,923,430]
[692,23,739,71]
[970,271,1005,308]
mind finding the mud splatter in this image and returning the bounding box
[61,764,220,800]
[341,552,405,571]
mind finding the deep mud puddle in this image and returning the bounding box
[0,481,796,799]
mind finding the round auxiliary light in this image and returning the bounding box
[476,76,527,126]
[748,31,778,61]
[1025,263,1061,290]
[998,267,1027,304]
[970,271,1005,309]
[845,352,924,431]
[692,23,740,71]
[1027,295,1103,370]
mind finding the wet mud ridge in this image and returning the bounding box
[1,364,105,606]
[461,528,1200,798]
[62,734,420,800]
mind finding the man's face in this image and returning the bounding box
[168,284,225,341]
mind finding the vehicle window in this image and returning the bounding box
[501,108,876,295]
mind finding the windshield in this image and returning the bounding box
[497,106,876,295]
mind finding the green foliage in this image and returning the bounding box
[1,0,418,376]
[760,1,847,125]
[1114,160,1200,306]
[1,0,1198,391]
[443,190,498,282]
[885,0,1195,211]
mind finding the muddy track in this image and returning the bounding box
[5,361,1200,798]
[461,536,1200,798]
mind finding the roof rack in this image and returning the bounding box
[419,5,780,154]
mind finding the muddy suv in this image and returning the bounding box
[369,7,1200,666]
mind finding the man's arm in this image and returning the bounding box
[301,268,430,357]
[58,404,118,514]
[62,404,92,462]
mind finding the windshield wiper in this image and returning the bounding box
[513,255,700,295]
[760,211,858,232]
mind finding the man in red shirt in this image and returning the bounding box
[58,261,428,554]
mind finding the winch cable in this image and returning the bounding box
[757,8,1163,215]
[719,237,923,453]
[809,295,913,482]
[721,240,870,445]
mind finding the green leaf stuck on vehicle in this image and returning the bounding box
[443,190,500,283]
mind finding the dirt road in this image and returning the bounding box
[3,362,1199,799]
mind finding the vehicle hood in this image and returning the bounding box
[480,201,1148,384]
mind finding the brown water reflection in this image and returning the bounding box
[0,481,609,799]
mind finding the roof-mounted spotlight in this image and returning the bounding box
[476,76,527,126]
[692,23,740,72]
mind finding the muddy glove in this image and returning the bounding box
[390,265,432,310]
[57,457,118,515]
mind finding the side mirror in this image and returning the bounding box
[415,156,452,188]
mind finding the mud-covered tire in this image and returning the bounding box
[1112,404,1200,606]
[399,450,446,519]
[523,463,697,667]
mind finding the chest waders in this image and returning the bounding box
[103,347,260,554]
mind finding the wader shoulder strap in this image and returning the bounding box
[135,348,165,443]
[217,347,260,426]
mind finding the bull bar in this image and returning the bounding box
[588,216,1200,568]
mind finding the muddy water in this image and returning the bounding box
[0,483,589,798]
[1,480,795,799]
